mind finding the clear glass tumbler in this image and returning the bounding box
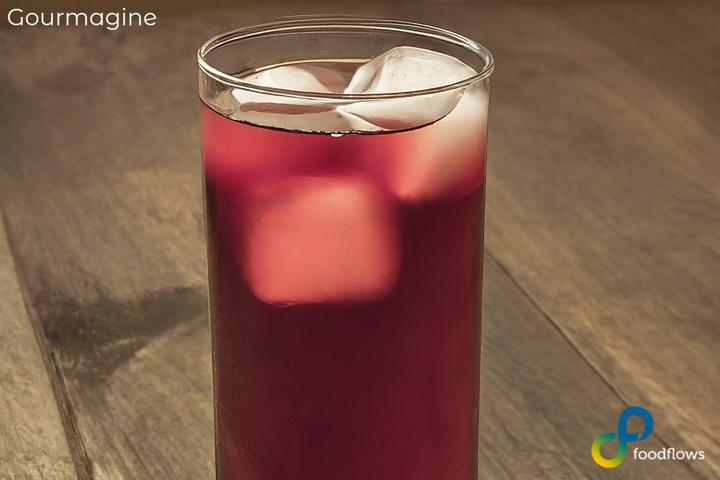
[198,16,493,480]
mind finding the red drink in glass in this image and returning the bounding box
[199,18,493,480]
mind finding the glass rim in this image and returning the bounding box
[197,16,495,101]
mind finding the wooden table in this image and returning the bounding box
[1,1,718,479]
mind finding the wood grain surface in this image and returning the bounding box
[0,1,717,479]
[0,216,75,479]
[466,2,720,478]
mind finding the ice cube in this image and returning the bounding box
[346,46,476,94]
[301,64,352,93]
[242,65,338,94]
[244,64,350,93]
[237,176,400,305]
[385,90,489,201]
[227,65,375,133]
[339,46,478,130]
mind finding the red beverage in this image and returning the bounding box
[199,18,493,480]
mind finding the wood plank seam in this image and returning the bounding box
[2,208,92,480]
[483,249,707,480]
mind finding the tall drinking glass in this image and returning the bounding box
[198,17,494,480]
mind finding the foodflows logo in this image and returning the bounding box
[591,406,705,468]
[591,406,654,468]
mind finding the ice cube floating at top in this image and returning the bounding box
[201,45,490,305]
[226,46,487,133]
[214,46,490,201]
